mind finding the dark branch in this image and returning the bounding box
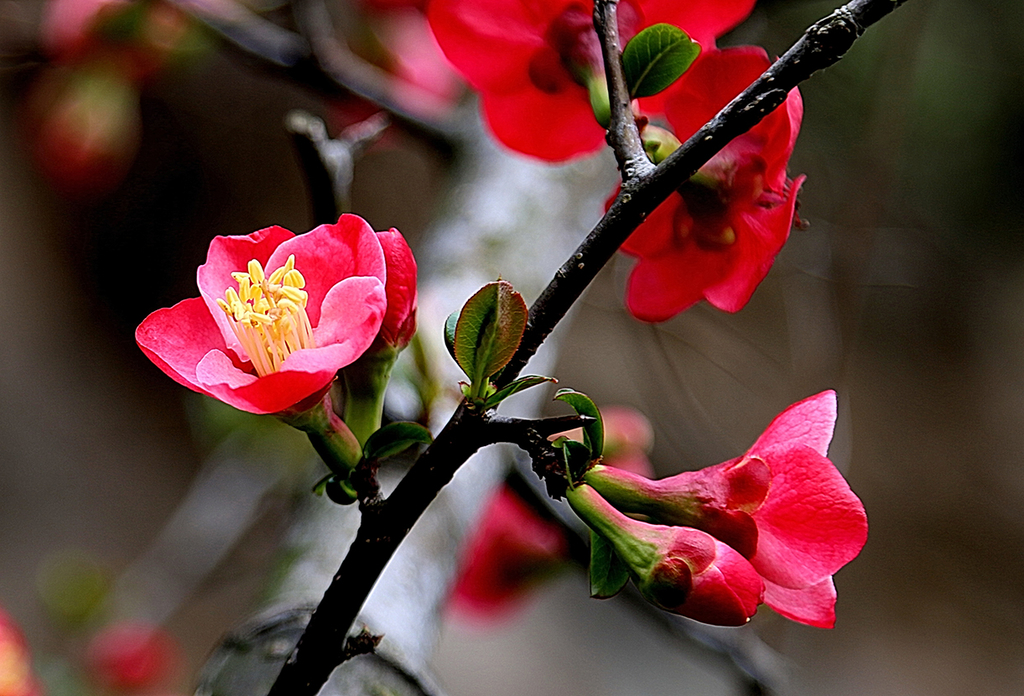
[267,403,491,695]
[499,0,909,386]
[166,0,457,154]
[286,110,390,224]
[593,0,654,180]
[268,0,910,692]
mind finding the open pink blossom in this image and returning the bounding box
[136,215,409,415]
[567,483,763,626]
[584,391,867,627]
[428,0,755,161]
[621,46,804,321]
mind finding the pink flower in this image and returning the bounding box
[585,391,868,627]
[449,485,570,619]
[0,608,42,696]
[86,622,179,691]
[567,484,763,626]
[428,0,755,161]
[621,46,805,321]
[374,227,418,350]
[136,215,413,415]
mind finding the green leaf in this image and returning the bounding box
[562,439,593,483]
[363,421,433,461]
[453,281,528,393]
[590,530,630,598]
[444,310,459,363]
[554,389,604,457]
[622,24,700,99]
[483,375,556,410]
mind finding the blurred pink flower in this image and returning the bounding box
[85,622,179,692]
[0,608,43,696]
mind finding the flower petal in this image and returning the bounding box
[197,225,296,355]
[481,86,605,161]
[750,389,836,457]
[376,228,418,348]
[267,215,387,326]
[751,444,868,588]
[674,537,763,626]
[194,349,334,415]
[700,183,800,312]
[428,0,558,91]
[312,276,387,353]
[624,240,736,321]
[136,297,228,398]
[763,576,837,628]
[641,0,755,47]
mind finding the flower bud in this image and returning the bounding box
[567,484,762,626]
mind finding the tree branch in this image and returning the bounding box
[268,0,910,692]
[499,0,910,386]
[593,0,654,180]
[286,110,390,225]
[166,0,457,154]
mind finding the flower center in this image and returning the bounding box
[215,254,316,377]
[674,148,769,250]
[528,0,642,94]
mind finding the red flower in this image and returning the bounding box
[428,0,755,161]
[567,483,763,626]
[449,485,570,619]
[585,391,868,627]
[85,622,180,691]
[621,47,805,321]
[374,227,418,350]
[136,215,412,415]
[0,608,42,696]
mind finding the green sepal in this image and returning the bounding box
[453,281,528,399]
[483,375,556,410]
[363,421,434,461]
[554,388,604,457]
[589,529,631,598]
[313,474,358,505]
[622,24,700,98]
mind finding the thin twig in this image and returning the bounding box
[593,0,654,181]
[166,0,457,153]
[285,110,390,224]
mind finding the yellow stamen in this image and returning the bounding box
[217,254,316,376]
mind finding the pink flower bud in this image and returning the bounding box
[567,484,763,626]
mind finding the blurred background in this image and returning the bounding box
[2,0,1024,694]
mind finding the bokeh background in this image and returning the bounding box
[2,0,1024,694]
